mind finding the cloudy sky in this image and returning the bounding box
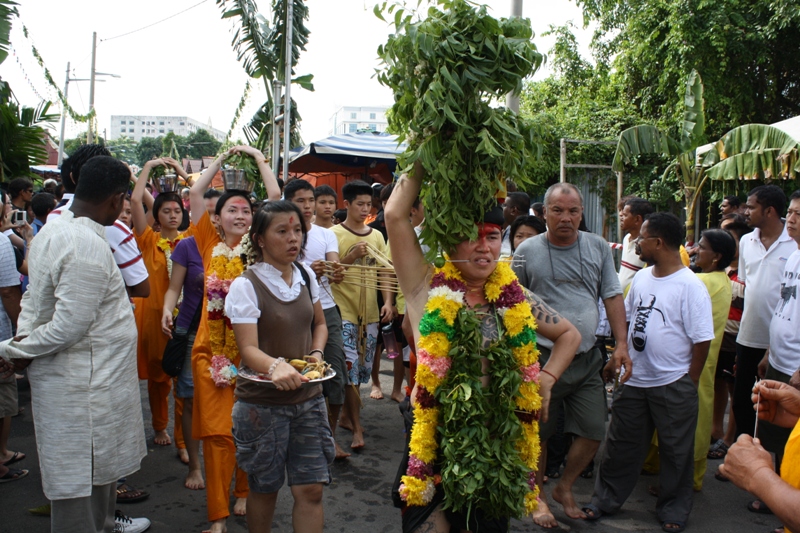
[1,0,591,146]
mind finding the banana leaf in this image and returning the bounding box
[705,147,799,181]
[680,69,704,153]
[702,123,800,170]
[611,125,679,171]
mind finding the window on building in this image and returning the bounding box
[179,121,185,125]
[368,124,377,131]
[141,129,145,133]
[169,129,174,133]
[350,112,357,119]
[159,121,164,125]
[159,129,165,133]
[120,120,126,125]
[369,112,376,119]
[129,128,135,133]
[348,123,358,133]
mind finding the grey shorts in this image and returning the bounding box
[538,345,607,442]
[173,326,196,399]
[0,375,17,418]
[321,306,346,405]
[232,395,335,494]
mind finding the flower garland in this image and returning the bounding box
[399,261,542,518]
[207,237,247,387]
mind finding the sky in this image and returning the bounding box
[1,0,592,147]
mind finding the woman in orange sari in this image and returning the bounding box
[132,157,194,454]
[189,145,280,533]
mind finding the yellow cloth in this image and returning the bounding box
[387,242,405,314]
[330,225,389,324]
[680,245,690,267]
[693,270,732,490]
[782,420,800,533]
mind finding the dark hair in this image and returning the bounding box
[509,215,546,252]
[214,190,253,216]
[790,189,800,202]
[723,195,741,208]
[412,196,421,209]
[31,192,56,218]
[333,208,347,223]
[379,182,394,203]
[64,144,112,193]
[152,192,184,225]
[700,228,737,271]
[531,202,544,217]
[203,188,222,200]
[719,213,751,240]
[624,197,655,219]
[342,180,373,203]
[643,212,684,250]
[506,191,530,212]
[55,183,65,200]
[748,185,786,216]
[8,177,33,199]
[249,200,308,262]
[283,178,315,201]
[74,156,131,204]
[314,184,337,202]
[0,189,7,206]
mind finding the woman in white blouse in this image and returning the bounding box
[226,200,334,533]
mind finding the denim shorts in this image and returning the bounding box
[232,395,335,494]
[173,326,196,399]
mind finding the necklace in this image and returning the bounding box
[546,233,585,287]
[399,261,543,518]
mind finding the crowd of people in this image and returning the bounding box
[0,143,799,533]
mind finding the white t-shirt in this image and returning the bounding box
[302,224,338,310]
[768,248,800,375]
[625,266,715,388]
[48,195,149,287]
[618,233,644,295]
[0,234,21,342]
[226,262,320,324]
[737,224,796,348]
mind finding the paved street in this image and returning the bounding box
[2,358,785,533]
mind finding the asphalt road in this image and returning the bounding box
[1,358,785,533]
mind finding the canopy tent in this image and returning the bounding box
[287,132,406,184]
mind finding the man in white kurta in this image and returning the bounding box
[0,155,146,533]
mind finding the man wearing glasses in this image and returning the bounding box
[513,182,631,528]
[7,178,33,214]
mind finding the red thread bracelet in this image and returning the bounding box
[541,368,558,383]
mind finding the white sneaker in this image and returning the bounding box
[113,509,151,533]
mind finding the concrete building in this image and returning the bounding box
[110,115,225,142]
[329,105,390,135]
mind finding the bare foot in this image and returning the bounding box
[233,497,246,516]
[335,443,351,460]
[370,384,384,400]
[339,417,354,432]
[552,482,587,519]
[390,390,405,403]
[351,430,365,450]
[177,448,189,464]
[154,429,172,446]
[532,498,559,529]
[185,469,205,490]
[203,518,227,533]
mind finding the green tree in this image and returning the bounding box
[136,136,163,167]
[575,0,800,139]
[185,129,221,159]
[106,135,138,165]
[162,131,188,159]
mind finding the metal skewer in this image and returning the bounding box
[754,378,761,440]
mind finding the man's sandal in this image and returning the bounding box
[0,467,28,483]
[662,521,686,533]
[116,484,149,503]
[707,439,729,460]
[582,504,605,521]
[747,500,772,514]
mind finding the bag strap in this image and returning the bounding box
[294,261,313,303]
[187,297,204,331]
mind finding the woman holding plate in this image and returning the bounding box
[226,200,334,533]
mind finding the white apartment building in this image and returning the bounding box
[110,115,226,142]
[329,105,390,135]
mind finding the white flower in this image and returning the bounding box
[428,285,465,304]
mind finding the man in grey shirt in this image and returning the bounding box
[513,182,632,527]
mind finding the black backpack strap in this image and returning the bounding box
[295,261,313,302]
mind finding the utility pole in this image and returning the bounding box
[281,0,294,183]
[506,0,523,113]
[57,62,70,167]
[87,32,97,144]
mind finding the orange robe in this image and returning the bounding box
[191,213,248,521]
[134,226,193,444]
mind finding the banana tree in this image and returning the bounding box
[217,0,313,153]
[703,123,800,181]
[0,100,58,181]
[612,69,707,243]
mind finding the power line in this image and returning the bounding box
[101,0,210,42]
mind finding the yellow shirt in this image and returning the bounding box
[782,419,800,533]
[331,224,389,324]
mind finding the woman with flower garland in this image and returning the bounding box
[132,157,194,453]
[385,163,582,533]
[189,145,280,533]
[226,201,334,533]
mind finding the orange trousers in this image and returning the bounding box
[203,435,249,522]
[147,379,185,449]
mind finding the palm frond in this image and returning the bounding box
[0,0,18,66]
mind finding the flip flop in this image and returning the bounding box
[116,484,149,503]
[707,439,729,460]
[2,451,25,466]
[747,500,773,514]
[582,504,605,521]
[0,467,29,483]
[662,521,686,533]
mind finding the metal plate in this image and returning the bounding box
[237,366,336,388]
